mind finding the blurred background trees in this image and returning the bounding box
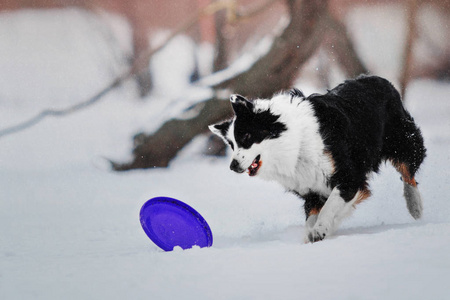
[0,0,448,169]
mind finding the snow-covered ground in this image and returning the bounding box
[0,7,449,300]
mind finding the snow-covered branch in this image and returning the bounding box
[0,0,281,139]
[112,0,331,170]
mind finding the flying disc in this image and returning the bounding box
[140,197,213,251]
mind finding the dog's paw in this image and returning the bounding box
[308,230,326,243]
[306,223,329,243]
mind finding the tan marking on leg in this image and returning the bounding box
[355,188,371,206]
[309,207,321,216]
[392,161,417,187]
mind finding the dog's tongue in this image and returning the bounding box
[247,155,261,176]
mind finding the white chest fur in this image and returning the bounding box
[256,96,334,197]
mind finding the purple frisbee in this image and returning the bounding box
[140,197,213,251]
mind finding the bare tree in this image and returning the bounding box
[399,0,420,100]
[0,0,367,167]
[112,0,333,170]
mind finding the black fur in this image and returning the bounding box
[296,191,327,217]
[232,96,287,149]
[306,75,426,203]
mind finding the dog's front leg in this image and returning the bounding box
[306,188,348,243]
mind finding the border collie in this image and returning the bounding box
[209,75,426,243]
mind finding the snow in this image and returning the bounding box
[1,7,450,300]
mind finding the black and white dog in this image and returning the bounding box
[209,75,426,243]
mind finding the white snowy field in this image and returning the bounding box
[0,7,450,300]
[2,80,450,300]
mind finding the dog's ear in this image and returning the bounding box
[230,94,253,115]
[208,120,231,139]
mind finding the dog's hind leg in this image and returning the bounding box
[392,162,423,219]
[404,181,423,220]
[381,83,426,219]
[384,112,426,219]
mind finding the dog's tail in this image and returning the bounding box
[389,119,425,219]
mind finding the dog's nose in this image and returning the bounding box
[230,159,245,173]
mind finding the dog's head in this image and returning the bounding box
[209,94,288,178]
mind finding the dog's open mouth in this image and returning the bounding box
[247,155,261,176]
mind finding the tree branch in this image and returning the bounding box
[111,97,233,170]
[215,0,329,98]
[0,0,280,139]
[112,0,330,171]
[0,78,122,138]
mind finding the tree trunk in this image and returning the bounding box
[216,0,329,99]
[129,4,153,98]
[323,13,368,78]
[213,2,228,72]
[112,0,330,171]
[112,98,232,170]
[399,0,419,100]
